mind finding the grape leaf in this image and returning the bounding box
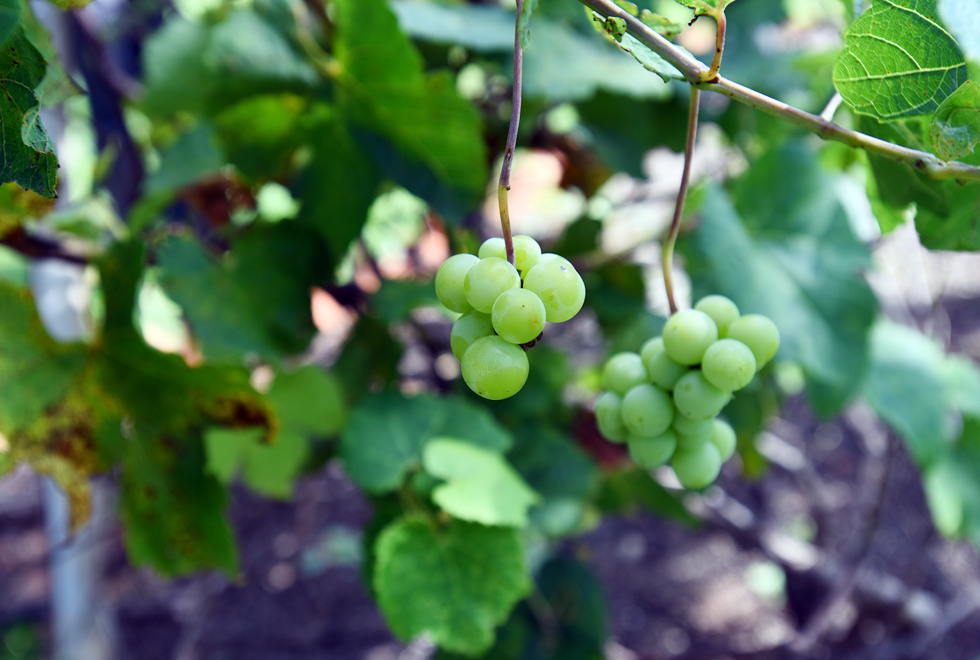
[340,392,512,494]
[587,12,685,83]
[332,0,488,199]
[423,439,540,528]
[0,282,85,432]
[939,0,980,63]
[507,425,599,536]
[266,366,347,437]
[833,0,967,121]
[675,0,737,15]
[390,0,514,52]
[374,516,530,655]
[204,427,309,499]
[0,29,58,198]
[929,80,980,160]
[141,9,316,117]
[213,93,310,181]
[681,142,877,417]
[0,0,19,48]
[156,224,328,363]
[861,322,959,464]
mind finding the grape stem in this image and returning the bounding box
[576,0,980,182]
[704,11,726,82]
[663,85,701,315]
[498,0,525,268]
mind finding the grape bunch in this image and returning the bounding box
[595,295,780,489]
[435,236,586,400]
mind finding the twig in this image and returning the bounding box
[704,11,726,82]
[662,85,700,315]
[497,0,526,267]
[576,0,980,183]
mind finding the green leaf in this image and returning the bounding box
[121,429,238,576]
[204,427,309,499]
[519,0,539,49]
[596,468,699,526]
[340,392,512,494]
[862,322,955,463]
[423,439,539,528]
[333,0,488,199]
[929,80,980,160]
[0,282,85,432]
[295,117,381,259]
[374,516,530,655]
[145,123,223,194]
[939,0,980,63]
[391,0,514,52]
[674,0,736,15]
[0,0,20,48]
[508,425,599,536]
[682,142,877,417]
[266,366,347,436]
[0,29,58,198]
[156,224,328,363]
[213,93,310,181]
[833,0,967,120]
[142,9,316,117]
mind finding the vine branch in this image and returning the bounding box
[498,0,526,267]
[663,85,700,315]
[576,0,980,183]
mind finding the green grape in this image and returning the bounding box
[450,310,495,361]
[662,309,719,365]
[672,371,731,421]
[726,314,780,370]
[463,257,521,314]
[595,391,628,443]
[530,252,573,270]
[621,384,673,437]
[478,237,506,260]
[672,413,713,449]
[711,419,737,461]
[640,337,665,364]
[701,338,757,391]
[628,430,677,469]
[671,442,722,489]
[461,336,529,400]
[491,288,546,345]
[601,352,648,395]
[646,351,688,390]
[694,295,740,337]
[523,260,586,323]
[435,253,479,313]
[512,235,542,271]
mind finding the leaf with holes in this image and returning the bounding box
[929,80,980,161]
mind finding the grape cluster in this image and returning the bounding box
[435,236,586,400]
[595,295,780,489]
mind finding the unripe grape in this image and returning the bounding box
[595,391,628,443]
[711,419,737,461]
[621,384,674,437]
[478,237,506,260]
[672,442,723,489]
[726,315,780,370]
[628,430,677,469]
[601,352,648,395]
[672,371,731,421]
[662,309,718,365]
[461,336,529,400]
[694,295,740,337]
[672,414,713,449]
[701,338,757,391]
[523,260,586,323]
[435,253,479,313]
[640,337,665,364]
[463,257,521,314]
[646,351,688,390]
[450,310,495,361]
[512,235,542,271]
[491,288,546,345]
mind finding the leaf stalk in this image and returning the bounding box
[663,85,701,315]
[498,0,526,267]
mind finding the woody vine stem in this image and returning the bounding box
[498,0,526,268]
